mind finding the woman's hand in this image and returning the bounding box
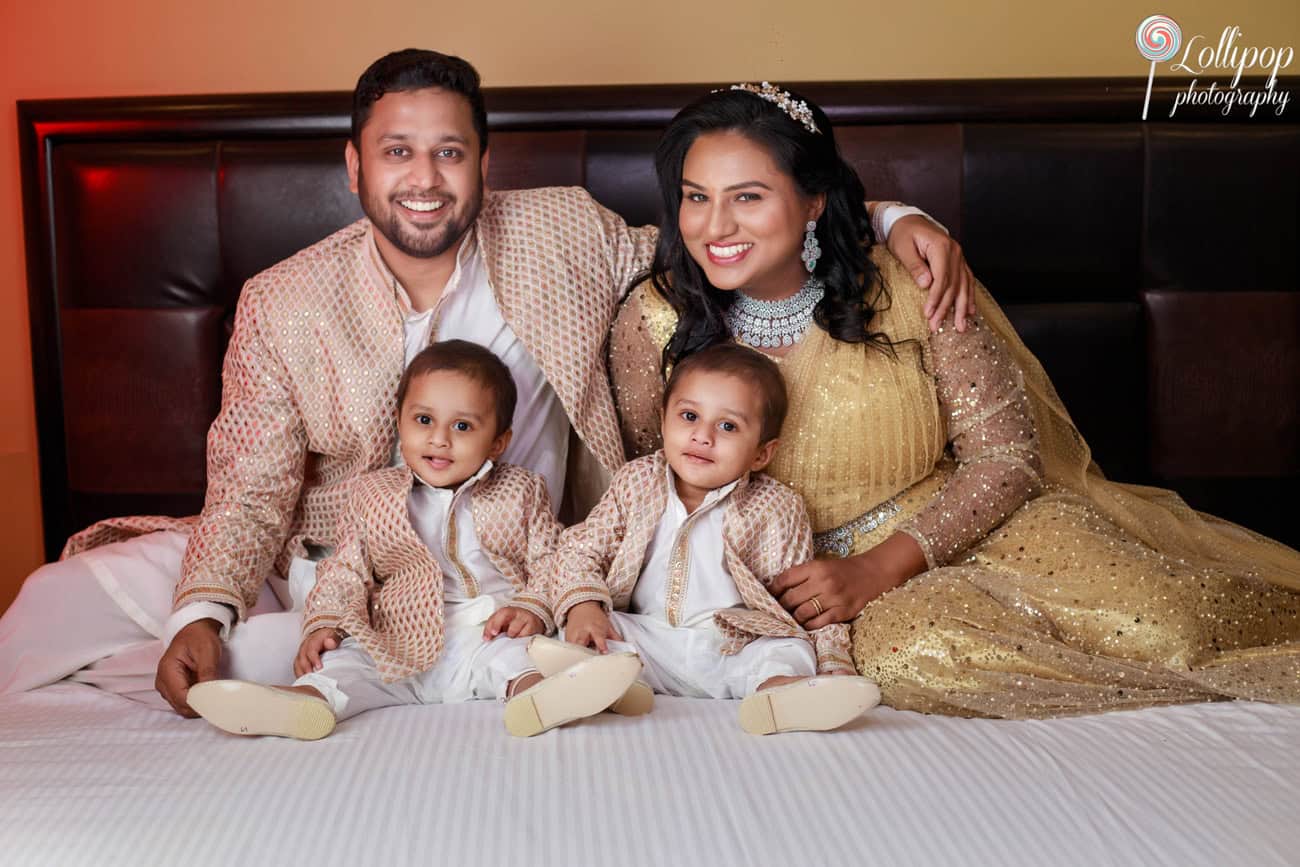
[769,532,928,630]
[885,214,975,333]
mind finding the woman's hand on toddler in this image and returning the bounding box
[483,606,545,640]
[294,627,345,677]
[563,601,623,652]
[771,532,927,629]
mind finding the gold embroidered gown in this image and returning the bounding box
[608,248,1300,718]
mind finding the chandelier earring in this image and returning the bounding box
[801,221,821,274]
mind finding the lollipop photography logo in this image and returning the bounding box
[1136,14,1294,119]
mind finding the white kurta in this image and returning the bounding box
[406,461,516,604]
[630,466,743,627]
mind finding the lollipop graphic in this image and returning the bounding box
[1137,15,1182,120]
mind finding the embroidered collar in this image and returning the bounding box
[661,453,745,517]
[409,458,495,504]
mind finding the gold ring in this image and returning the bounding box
[811,596,823,616]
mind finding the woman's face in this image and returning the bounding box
[678,130,823,301]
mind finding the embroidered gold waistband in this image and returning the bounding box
[813,500,902,557]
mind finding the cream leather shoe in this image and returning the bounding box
[526,635,654,715]
[187,680,336,741]
[504,652,642,737]
[738,676,880,735]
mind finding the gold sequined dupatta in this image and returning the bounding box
[973,284,1300,591]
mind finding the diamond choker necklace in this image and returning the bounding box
[724,277,826,348]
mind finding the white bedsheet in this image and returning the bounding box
[2,684,1297,866]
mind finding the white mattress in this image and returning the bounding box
[2,684,1297,866]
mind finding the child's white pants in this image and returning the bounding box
[606,611,815,699]
[296,595,534,720]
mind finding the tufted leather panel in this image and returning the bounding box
[485,130,587,193]
[53,143,223,309]
[1004,302,1147,484]
[61,307,224,494]
[1145,290,1300,477]
[1144,289,1299,540]
[584,130,662,229]
[220,139,363,298]
[1145,127,1300,293]
[961,124,1144,303]
[838,124,964,239]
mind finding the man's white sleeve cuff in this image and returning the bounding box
[881,203,949,239]
[163,602,235,647]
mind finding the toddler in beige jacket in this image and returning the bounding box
[542,344,879,734]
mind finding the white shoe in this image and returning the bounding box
[738,676,881,735]
[526,635,654,716]
[504,652,642,737]
[186,680,336,741]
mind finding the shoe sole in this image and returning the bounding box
[504,653,642,737]
[738,677,881,735]
[187,680,336,741]
[527,636,654,716]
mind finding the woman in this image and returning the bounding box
[608,83,1300,717]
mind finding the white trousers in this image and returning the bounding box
[0,531,300,709]
[296,595,534,720]
[605,611,816,699]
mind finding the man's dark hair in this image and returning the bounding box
[351,49,488,153]
[396,340,516,436]
[663,343,788,442]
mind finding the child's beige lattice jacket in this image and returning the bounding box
[304,463,560,682]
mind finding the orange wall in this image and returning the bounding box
[2,0,1297,610]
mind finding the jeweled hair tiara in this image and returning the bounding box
[722,81,820,134]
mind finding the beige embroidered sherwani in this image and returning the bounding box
[60,187,656,620]
[303,463,558,683]
[552,452,854,674]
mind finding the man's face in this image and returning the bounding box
[346,87,488,262]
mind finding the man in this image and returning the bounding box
[0,49,973,716]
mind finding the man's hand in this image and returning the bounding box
[563,601,621,652]
[885,214,975,333]
[483,606,545,641]
[155,618,222,717]
[293,627,344,678]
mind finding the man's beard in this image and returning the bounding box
[357,167,482,259]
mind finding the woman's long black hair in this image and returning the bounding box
[650,86,896,370]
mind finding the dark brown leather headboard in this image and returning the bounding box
[19,78,1300,560]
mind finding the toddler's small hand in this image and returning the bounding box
[563,601,621,652]
[483,606,545,640]
[294,627,343,678]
